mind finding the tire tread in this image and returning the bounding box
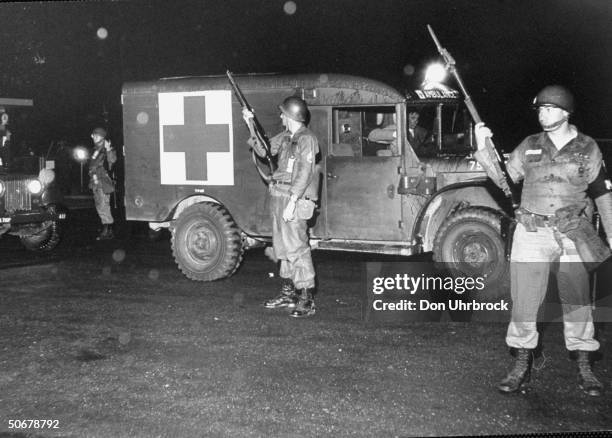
[171,202,243,281]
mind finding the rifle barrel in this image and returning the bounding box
[426,25,517,206]
[427,25,442,51]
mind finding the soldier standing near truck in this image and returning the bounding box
[474,85,612,397]
[89,127,117,241]
[242,97,320,318]
[0,111,12,167]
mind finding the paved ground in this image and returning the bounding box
[0,210,611,437]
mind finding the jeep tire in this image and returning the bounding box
[171,202,243,281]
[433,206,509,299]
[20,220,61,252]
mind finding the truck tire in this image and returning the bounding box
[171,202,243,281]
[433,206,509,298]
[20,221,61,252]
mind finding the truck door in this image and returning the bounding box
[324,107,403,241]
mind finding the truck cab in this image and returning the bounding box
[122,73,511,291]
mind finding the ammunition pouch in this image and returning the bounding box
[514,205,611,271]
[554,205,611,272]
[515,208,538,232]
[295,199,315,220]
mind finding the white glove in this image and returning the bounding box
[283,200,296,222]
[474,122,493,151]
[242,108,254,124]
[104,139,112,151]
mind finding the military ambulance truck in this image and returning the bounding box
[122,73,512,292]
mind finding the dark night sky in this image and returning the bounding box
[1,0,611,151]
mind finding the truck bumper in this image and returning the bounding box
[0,205,67,225]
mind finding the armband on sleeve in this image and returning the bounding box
[588,167,612,199]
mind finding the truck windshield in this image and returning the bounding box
[407,103,473,157]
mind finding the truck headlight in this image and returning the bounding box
[38,168,55,185]
[27,179,43,194]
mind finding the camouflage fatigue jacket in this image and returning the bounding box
[476,130,603,216]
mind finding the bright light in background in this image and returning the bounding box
[96,27,108,40]
[424,63,447,84]
[73,146,89,162]
[283,1,297,15]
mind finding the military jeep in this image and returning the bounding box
[0,100,66,251]
[0,166,66,251]
[122,74,511,293]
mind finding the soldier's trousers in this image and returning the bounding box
[93,187,114,225]
[269,188,315,290]
[507,223,599,351]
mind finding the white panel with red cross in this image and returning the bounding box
[158,90,234,185]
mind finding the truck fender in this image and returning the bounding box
[415,182,507,252]
[148,195,221,231]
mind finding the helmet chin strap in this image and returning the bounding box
[541,115,568,131]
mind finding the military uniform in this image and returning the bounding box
[475,122,612,395]
[0,114,11,167]
[89,131,117,239]
[478,130,611,349]
[251,127,319,291]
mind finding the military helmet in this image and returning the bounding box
[532,85,574,113]
[279,96,309,123]
[91,127,107,138]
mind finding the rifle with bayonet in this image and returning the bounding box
[226,70,276,180]
[427,25,519,209]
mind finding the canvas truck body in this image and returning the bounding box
[122,73,511,291]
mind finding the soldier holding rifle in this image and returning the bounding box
[474,86,612,397]
[242,97,320,318]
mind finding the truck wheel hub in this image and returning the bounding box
[455,232,492,266]
[187,224,218,260]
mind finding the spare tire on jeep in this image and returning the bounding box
[20,220,61,252]
[171,202,243,281]
[433,206,509,299]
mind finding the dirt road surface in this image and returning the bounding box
[1,211,611,437]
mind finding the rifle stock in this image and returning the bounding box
[226,70,276,174]
[427,25,518,208]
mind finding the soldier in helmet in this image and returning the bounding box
[242,96,320,317]
[0,111,12,167]
[89,127,117,240]
[474,85,612,396]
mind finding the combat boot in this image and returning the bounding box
[576,350,603,397]
[96,224,114,241]
[263,278,298,309]
[497,348,532,393]
[290,288,316,318]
